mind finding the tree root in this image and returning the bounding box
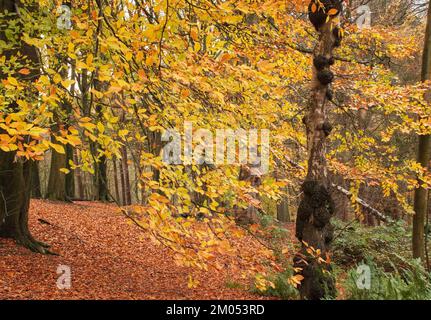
[16,234,58,255]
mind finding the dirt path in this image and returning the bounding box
[0,200,274,300]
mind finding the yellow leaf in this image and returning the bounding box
[194,42,201,52]
[59,168,70,174]
[80,122,97,131]
[53,73,62,84]
[97,122,105,133]
[119,129,129,139]
[50,142,65,154]
[86,54,94,66]
[125,51,133,61]
[187,274,199,289]
[7,77,19,86]
[61,79,75,88]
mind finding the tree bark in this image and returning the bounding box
[121,145,131,205]
[65,143,75,199]
[294,1,341,300]
[413,2,431,261]
[30,161,42,199]
[46,134,67,201]
[113,158,121,203]
[47,66,73,201]
[98,155,109,201]
[234,165,262,225]
[277,187,291,223]
[73,149,84,200]
[0,153,48,252]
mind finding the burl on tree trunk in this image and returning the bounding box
[294,0,343,300]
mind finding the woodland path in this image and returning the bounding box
[0,200,272,300]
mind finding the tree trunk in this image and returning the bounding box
[46,135,67,201]
[113,158,120,203]
[0,153,49,253]
[121,146,131,205]
[119,153,126,205]
[73,149,84,200]
[413,2,431,261]
[98,155,109,201]
[31,161,42,199]
[294,1,341,300]
[277,187,291,222]
[89,140,109,202]
[0,0,50,253]
[65,143,75,199]
[91,73,109,202]
[235,165,262,225]
[47,68,73,201]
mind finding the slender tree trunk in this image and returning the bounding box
[413,2,431,261]
[148,130,163,182]
[73,149,84,200]
[294,1,341,300]
[121,145,132,205]
[47,66,73,201]
[65,68,75,200]
[119,153,126,205]
[91,75,109,201]
[113,158,120,203]
[98,155,109,201]
[89,140,109,201]
[65,144,75,199]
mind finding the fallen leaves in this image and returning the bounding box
[0,200,276,300]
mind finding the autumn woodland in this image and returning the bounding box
[1,0,431,303]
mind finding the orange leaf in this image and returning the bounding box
[327,8,338,16]
[18,68,30,75]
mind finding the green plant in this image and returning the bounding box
[344,259,431,300]
[331,219,412,271]
[225,280,243,289]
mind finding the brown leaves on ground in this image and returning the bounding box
[0,200,274,300]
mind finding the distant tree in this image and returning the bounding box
[413,2,431,262]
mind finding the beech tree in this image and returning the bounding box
[0,0,49,253]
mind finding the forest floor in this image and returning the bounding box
[0,200,280,300]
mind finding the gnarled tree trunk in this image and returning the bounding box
[294,0,342,300]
